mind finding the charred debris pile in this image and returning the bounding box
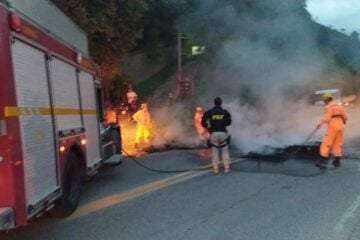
[246,142,320,161]
[143,141,321,161]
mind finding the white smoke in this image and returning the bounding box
[192,1,360,152]
[223,99,323,153]
[150,0,360,154]
[150,102,201,147]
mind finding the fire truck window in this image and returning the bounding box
[96,87,104,122]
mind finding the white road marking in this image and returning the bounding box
[334,194,360,233]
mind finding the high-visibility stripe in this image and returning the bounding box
[53,108,80,115]
[4,106,97,117]
[82,109,97,115]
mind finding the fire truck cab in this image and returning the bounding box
[0,0,121,230]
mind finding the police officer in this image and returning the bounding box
[201,97,232,174]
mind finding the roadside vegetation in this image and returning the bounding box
[53,0,360,103]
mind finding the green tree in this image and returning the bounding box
[135,0,196,59]
[109,74,133,104]
[52,0,148,68]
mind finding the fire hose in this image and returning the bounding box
[120,127,321,173]
[121,148,210,173]
[123,117,238,173]
[121,148,249,174]
[125,115,221,173]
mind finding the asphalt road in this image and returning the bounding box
[3,149,360,240]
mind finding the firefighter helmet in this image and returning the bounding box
[322,93,333,101]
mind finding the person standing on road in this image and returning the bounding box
[194,106,209,143]
[201,97,232,174]
[133,103,151,148]
[105,105,118,125]
[316,93,349,168]
[127,85,138,117]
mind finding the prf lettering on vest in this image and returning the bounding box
[212,115,224,120]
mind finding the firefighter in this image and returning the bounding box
[194,106,209,142]
[127,85,138,116]
[133,103,151,148]
[201,97,232,174]
[316,93,349,168]
[105,106,117,125]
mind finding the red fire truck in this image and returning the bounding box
[0,1,121,230]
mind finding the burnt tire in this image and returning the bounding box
[50,152,81,218]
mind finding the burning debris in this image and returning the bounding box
[122,102,323,161]
[247,142,321,161]
[141,134,321,162]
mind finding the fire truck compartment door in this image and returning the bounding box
[79,71,101,166]
[51,58,82,131]
[11,40,59,214]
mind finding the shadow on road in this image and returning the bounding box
[231,158,326,178]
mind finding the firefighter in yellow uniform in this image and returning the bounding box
[133,103,151,148]
[316,93,349,168]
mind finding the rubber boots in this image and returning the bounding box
[332,156,341,167]
[315,156,329,169]
[224,165,231,174]
[212,165,219,175]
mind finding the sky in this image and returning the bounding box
[306,0,360,35]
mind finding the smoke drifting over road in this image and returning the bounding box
[151,0,360,154]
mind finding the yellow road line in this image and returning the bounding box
[67,171,206,220]
[66,158,246,220]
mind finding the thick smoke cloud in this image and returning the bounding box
[151,0,360,154]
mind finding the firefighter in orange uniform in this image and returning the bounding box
[133,103,151,148]
[194,106,209,142]
[316,93,349,168]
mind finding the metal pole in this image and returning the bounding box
[177,33,182,95]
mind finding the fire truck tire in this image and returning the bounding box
[50,152,81,218]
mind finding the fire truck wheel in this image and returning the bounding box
[50,152,81,218]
